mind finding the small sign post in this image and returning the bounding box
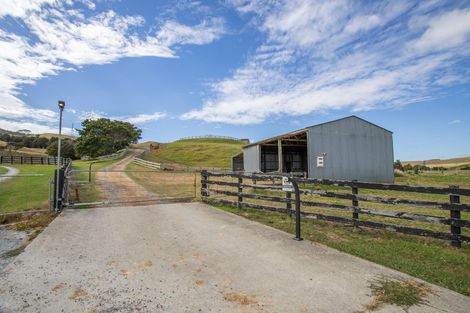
[282,176,293,192]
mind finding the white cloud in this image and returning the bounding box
[0,118,71,134]
[156,18,225,46]
[183,0,470,124]
[0,0,58,18]
[412,9,470,52]
[449,119,462,125]
[78,110,107,121]
[77,110,166,124]
[119,112,167,124]
[0,0,223,132]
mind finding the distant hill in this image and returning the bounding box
[403,156,470,169]
[132,141,160,149]
[39,133,76,140]
[16,147,47,156]
[0,128,25,136]
[141,138,245,169]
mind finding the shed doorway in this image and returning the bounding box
[259,131,308,175]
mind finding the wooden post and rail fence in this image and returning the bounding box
[201,170,470,248]
[0,155,65,165]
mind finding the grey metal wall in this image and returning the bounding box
[243,145,260,173]
[307,117,394,183]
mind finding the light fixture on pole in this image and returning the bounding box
[55,100,65,212]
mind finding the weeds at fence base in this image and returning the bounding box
[1,212,56,259]
[14,213,55,231]
[207,201,470,296]
[3,245,26,258]
[355,277,432,312]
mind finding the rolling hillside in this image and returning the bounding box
[142,138,245,169]
[403,156,470,169]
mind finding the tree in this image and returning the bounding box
[47,140,76,159]
[22,136,35,148]
[394,160,404,171]
[75,118,141,158]
[33,137,49,148]
[403,164,413,171]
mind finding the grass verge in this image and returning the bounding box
[125,163,198,199]
[0,166,8,175]
[0,164,55,213]
[209,202,470,296]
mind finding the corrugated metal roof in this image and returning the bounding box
[243,115,392,148]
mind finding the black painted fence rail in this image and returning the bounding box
[0,155,65,165]
[201,170,470,247]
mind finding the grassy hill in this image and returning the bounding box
[403,156,470,169]
[142,138,245,169]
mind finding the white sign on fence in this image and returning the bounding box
[282,176,293,192]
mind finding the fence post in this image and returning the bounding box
[237,176,243,208]
[48,177,53,211]
[352,181,359,227]
[289,177,303,241]
[53,168,65,211]
[286,191,292,217]
[201,170,208,198]
[21,156,23,164]
[449,185,461,248]
[0,155,2,163]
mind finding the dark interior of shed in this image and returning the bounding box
[259,131,308,174]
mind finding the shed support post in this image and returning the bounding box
[278,139,283,173]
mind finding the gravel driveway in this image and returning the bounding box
[0,203,468,313]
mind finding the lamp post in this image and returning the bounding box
[55,100,65,212]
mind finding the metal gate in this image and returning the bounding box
[65,169,198,207]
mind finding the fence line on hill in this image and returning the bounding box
[177,135,246,142]
[201,171,470,248]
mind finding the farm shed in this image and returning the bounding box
[233,116,394,183]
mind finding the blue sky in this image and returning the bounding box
[0,0,469,161]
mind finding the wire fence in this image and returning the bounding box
[0,174,53,213]
[66,170,198,207]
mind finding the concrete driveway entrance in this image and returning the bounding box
[1,203,468,312]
